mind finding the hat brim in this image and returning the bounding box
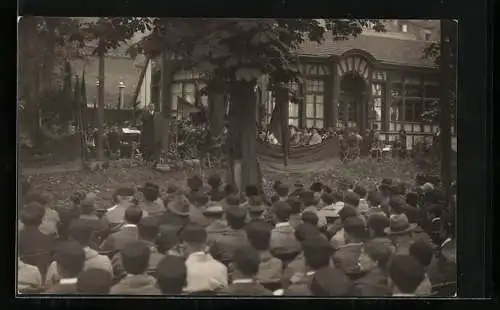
[384,223,417,235]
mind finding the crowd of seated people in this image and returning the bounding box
[18,173,456,296]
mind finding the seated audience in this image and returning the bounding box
[77,269,113,294]
[219,246,273,295]
[44,241,86,294]
[155,255,187,295]
[17,257,43,293]
[100,206,142,256]
[110,241,160,295]
[387,255,426,297]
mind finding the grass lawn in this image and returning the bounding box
[24,157,437,210]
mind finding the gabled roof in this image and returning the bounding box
[297,32,436,68]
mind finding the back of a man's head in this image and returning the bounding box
[124,206,143,225]
[233,246,260,277]
[320,193,335,206]
[20,202,45,227]
[273,201,292,223]
[138,216,159,241]
[77,269,113,294]
[226,206,247,230]
[343,216,367,240]
[207,174,222,189]
[68,219,93,246]
[294,223,321,243]
[276,184,289,198]
[179,223,207,246]
[287,198,304,215]
[302,237,333,271]
[301,211,319,227]
[54,241,86,278]
[353,185,367,199]
[388,255,425,294]
[225,194,241,207]
[245,221,273,251]
[409,240,434,268]
[224,184,238,197]
[187,175,203,191]
[121,241,151,275]
[367,213,390,237]
[338,205,357,222]
[156,255,187,294]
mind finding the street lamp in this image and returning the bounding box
[118,81,126,110]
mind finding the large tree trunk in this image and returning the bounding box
[160,51,175,156]
[209,92,226,139]
[229,80,258,190]
[96,41,105,161]
[440,20,454,206]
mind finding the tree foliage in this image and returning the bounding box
[422,23,457,124]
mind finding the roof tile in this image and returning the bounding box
[297,33,435,67]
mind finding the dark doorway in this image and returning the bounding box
[339,73,369,133]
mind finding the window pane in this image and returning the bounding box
[316,120,324,128]
[171,95,178,111]
[306,94,314,104]
[391,98,402,121]
[315,95,324,104]
[424,84,439,98]
[289,118,299,127]
[171,83,182,94]
[405,99,421,122]
[306,119,315,128]
[373,97,382,121]
[306,103,315,117]
[315,103,323,118]
[405,84,423,97]
[414,100,424,121]
[317,81,324,92]
[289,102,299,117]
[184,83,195,95]
[389,122,395,131]
[348,102,357,121]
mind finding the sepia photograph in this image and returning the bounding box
[17,18,457,297]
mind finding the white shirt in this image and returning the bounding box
[59,278,78,285]
[232,278,254,284]
[275,222,291,229]
[184,251,228,293]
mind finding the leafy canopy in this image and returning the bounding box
[132,18,385,87]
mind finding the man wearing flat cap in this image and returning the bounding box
[204,204,229,242]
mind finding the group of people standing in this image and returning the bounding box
[18,171,456,296]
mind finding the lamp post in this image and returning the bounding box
[118,81,125,110]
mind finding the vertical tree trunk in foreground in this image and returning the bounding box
[275,84,289,166]
[209,92,226,139]
[440,19,453,207]
[96,41,105,162]
[229,80,259,190]
[160,51,174,156]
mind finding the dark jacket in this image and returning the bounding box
[332,243,364,279]
[256,251,283,285]
[112,241,165,280]
[353,267,391,296]
[269,223,301,257]
[100,225,139,256]
[18,226,55,278]
[209,228,250,265]
[219,280,273,296]
[110,274,161,295]
[281,252,305,288]
[74,215,109,247]
[206,220,230,243]
[284,272,314,296]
